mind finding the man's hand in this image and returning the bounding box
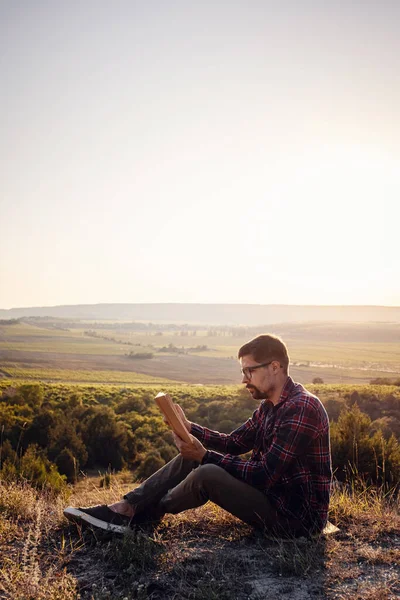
[173,432,206,463]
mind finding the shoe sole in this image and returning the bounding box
[63,507,129,534]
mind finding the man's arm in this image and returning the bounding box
[190,409,260,456]
[173,401,260,456]
[201,399,323,490]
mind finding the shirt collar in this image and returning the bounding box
[273,375,295,410]
[261,375,295,412]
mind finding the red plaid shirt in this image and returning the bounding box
[191,376,332,532]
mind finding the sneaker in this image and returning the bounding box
[63,504,132,534]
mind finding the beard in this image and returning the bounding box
[246,384,266,400]
[246,381,276,401]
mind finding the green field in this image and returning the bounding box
[1,319,399,385]
[0,323,126,354]
[0,365,181,385]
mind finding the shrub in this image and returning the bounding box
[331,405,375,480]
[0,444,67,494]
[331,405,400,486]
[370,377,400,386]
[20,445,67,493]
[55,448,78,483]
[136,451,164,479]
[18,384,44,408]
[324,398,342,422]
[126,351,154,359]
[81,406,135,470]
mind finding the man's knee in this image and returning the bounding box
[191,464,224,485]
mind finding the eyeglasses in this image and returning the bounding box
[241,361,273,380]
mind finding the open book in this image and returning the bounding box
[155,392,192,444]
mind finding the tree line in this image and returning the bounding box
[0,382,399,493]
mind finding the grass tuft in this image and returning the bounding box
[270,535,326,577]
[330,478,400,540]
[0,499,77,600]
[100,528,163,574]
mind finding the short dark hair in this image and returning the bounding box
[238,334,290,374]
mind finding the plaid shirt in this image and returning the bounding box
[191,376,332,532]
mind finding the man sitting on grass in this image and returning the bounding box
[64,334,332,538]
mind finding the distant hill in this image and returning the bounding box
[0,303,399,324]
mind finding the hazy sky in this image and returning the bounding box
[1,1,399,309]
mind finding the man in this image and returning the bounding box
[64,334,332,537]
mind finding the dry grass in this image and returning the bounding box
[329,480,400,542]
[70,471,136,507]
[0,480,42,521]
[0,485,77,600]
[0,475,399,599]
[356,544,400,565]
[335,575,400,600]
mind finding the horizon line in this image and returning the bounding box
[1,301,400,311]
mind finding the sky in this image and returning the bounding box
[1,0,399,309]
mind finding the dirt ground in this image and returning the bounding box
[34,504,400,599]
[1,477,400,600]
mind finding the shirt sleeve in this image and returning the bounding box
[202,398,322,491]
[190,407,260,455]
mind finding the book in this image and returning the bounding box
[155,392,192,444]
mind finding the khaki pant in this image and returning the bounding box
[124,454,285,532]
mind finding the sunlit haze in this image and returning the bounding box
[1,1,399,309]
